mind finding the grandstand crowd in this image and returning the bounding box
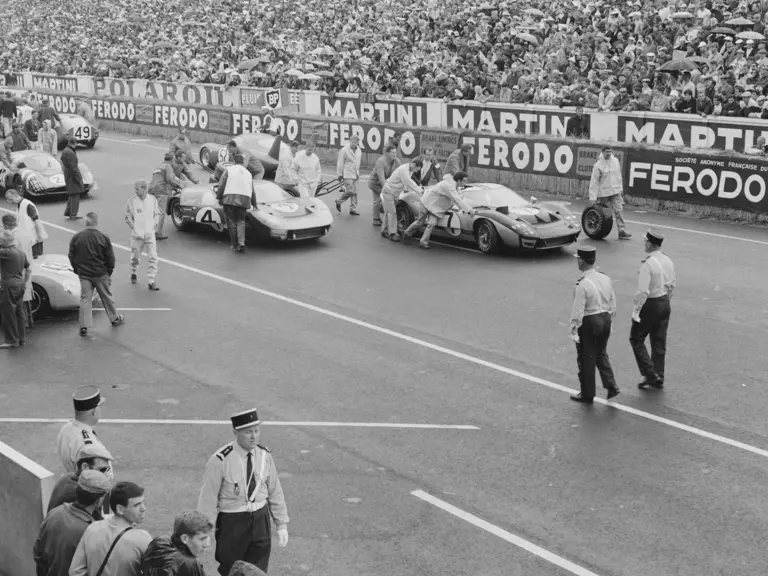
[3,0,768,115]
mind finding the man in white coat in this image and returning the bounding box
[589,146,631,240]
[5,188,46,258]
[291,136,322,197]
[275,140,300,191]
[124,180,162,291]
[335,135,362,216]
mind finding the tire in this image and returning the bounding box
[200,147,210,168]
[170,199,187,231]
[581,204,614,240]
[85,139,96,149]
[396,202,414,234]
[31,284,51,319]
[475,220,500,254]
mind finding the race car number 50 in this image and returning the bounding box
[195,207,226,232]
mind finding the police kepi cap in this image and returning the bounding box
[231,408,261,430]
[76,443,114,463]
[574,245,597,263]
[72,385,105,411]
[645,228,665,246]
[77,469,112,495]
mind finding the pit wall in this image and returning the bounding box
[13,86,768,225]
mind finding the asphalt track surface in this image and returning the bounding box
[3,132,768,576]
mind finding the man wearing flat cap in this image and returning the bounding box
[569,245,620,403]
[631,228,676,390]
[197,408,289,575]
[33,470,111,576]
[48,443,114,515]
[56,385,113,477]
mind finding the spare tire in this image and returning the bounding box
[581,204,614,240]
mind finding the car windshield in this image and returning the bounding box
[236,134,270,150]
[14,154,60,172]
[463,186,529,209]
[256,182,292,204]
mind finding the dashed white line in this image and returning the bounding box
[95,308,172,312]
[412,490,601,576]
[18,214,768,462]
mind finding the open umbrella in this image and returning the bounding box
[673,11,693,18]
[657,58,698,72]
[311,60,329,67]
[285,68,303,76]
[479,3,495,10]
[299,73,321,80]
[237,58,262,71]
[517,32,539,44]
[710,26,736,34]
[524,8,545,16]
[250,70,265,78]
[687,56,710,65]
[315,70,334,77]
[725,17,754,26]
[320,46,336,56]
[736,30,765,40]
[311,47,325,55]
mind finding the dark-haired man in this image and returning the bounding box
[217,154,257,253]
[62,137,84,220]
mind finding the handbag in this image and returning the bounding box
[95,526,133,576]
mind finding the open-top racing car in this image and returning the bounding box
[198,133,289,181]
[56,113,100,149]
[168,179,342,243]
[0,150,97,198]
[396,183,581,254]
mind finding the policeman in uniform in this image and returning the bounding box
[631,228,676,390]
[569,246,620,403]
[56,386,112,477]
[198,408,289,575]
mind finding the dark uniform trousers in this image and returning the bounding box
[216,507,271,576]
[630,295,671,383]
[576,312,617,399]
[223,205,248,248]
[0,285,27,345]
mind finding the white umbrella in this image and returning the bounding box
[673,11,694,18]
[285,68,303,76]
[736,30,765,40]
[299,73,321,80]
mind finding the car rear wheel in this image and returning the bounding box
[200,148,210,167]
[85,139,96,149]
[581,204,614,240]
[170,199,187,231]
[475,220,500,254]
[31,284,51,319]
[396,202,414,234]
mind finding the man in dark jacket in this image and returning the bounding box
[0,229,30,348]
[24,110,40,150]
[47,443,114,516]
[37,98,60,128]
[0,91,17,137]
[9,122,30,151]
[565,106,590,138]
[141,511,212,576]
[61,138,83,220]
[33,470,110,576]
[444,144,473,178]
[68,212,125,339]
[217,154,257,253]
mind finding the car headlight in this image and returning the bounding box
[510,219,536,236]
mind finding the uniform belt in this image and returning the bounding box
[584,309,610,316]
[221,501,267,514]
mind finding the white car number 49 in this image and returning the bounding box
[195,207,226,232]
[73,126,91,140]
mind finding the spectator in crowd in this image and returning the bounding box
[68,212,125,339]
[33,470,111,576]
[39,120,57,155]
[140,511,213,576]
[48,443,114,515]
[148,152,184,240]
[565,106,589,138]
[69,481,153,576]
[62,137,84,220]
[0,229,29,348]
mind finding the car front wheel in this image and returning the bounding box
[170,199,187,230]
[200,148,210,167]
[475,220,500,254]
[396,202,414,234]
[581,204,614,240]
[31,284,51,319]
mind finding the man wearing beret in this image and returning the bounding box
[631,228,676,390]
[33,470,110,576]
[56,386,113,477]
[48,443,114,515]
[197,408,289,575]
[569,245,620,403]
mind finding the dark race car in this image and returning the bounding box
[0,150,97,198]
[198,133,289,181]
[55,113,99,149]
[397,183,581,254]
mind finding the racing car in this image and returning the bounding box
[30,254,99,319]
[168,179,341,243]
[56,113,100,149]
[198,133,288,181]
[396,183,581,254]
[0,150,97,198]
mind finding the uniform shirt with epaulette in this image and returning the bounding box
[56,420,113,478]
[570,268,617,334]
[197,441,289,527]
[635,251,676,310]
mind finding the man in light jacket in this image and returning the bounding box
[404,171,474,249]
[444,143,473,177]
[148,152,183,240]
[335,135,362,216]
[217,154,258,253]
[291,136,322,197]
[380,158,424,242]
[39,119,57,155]
[588,145,631,240]
[275,140,300,191]
[125,180,162,291]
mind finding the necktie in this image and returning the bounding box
[246,452,255,501]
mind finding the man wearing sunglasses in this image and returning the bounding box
[47,443,115,517]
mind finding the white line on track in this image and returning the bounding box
[22,216,768,461]
[100,137,168,151]
[95,308,172,312]
[0,418,478,430]
[130,138,150,142]
[412,490,600,576]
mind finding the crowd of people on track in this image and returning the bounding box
[2,0,768,115]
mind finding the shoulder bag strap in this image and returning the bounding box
[95,526,133,576]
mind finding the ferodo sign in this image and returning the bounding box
[47,95,78,114]
[626,148,768,211]
[89,99,135,122]
[230,113,301,141]
[154,105,209,130]
[326,121,419,157]
[461,135,578,177]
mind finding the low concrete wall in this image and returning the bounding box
[0,440,55,576]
